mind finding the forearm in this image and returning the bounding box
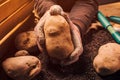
[69,0,98,36]
[34,0,56,17]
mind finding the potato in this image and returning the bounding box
[93,43,120,76]
[44,15,74,60]
[2,56,41,80]
[15,31,37,53]
[15,50,29,57]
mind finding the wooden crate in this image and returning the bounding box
[0,0,34,59]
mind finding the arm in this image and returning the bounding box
[34,0,56,17]
[34,0,56,52]
[69,0,98,36]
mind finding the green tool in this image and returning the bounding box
[109,16,120,24]
[98,11,120,44]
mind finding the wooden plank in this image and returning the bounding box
[87,2,120,33]
[99,2,120,16]
[97,0,119,5]
[0,0,31,22]
[0,0,34,40]
[0,15,31,59]
[0,15,30,45]
[0,0,7,4]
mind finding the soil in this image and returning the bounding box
[1,27,120,80]
[30,28,120,80]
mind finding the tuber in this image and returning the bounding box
[2,51,41,80]
[44,14,74,60]
[93,43,120,76]
[15,50,29,57]
[15,31,38,53]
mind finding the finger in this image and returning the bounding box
[60,56,79,66]
[34,11,50,53]
[37,41,44,53]
[49,5,63,15]
[60,15,83,65]
[34,11,50,38]
[70,26,83,58]
[61,13,71,25]
[113,23,120,32]
[70,47,83,59]
[66,56,79,65]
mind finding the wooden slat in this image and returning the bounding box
[0,0,34,40]
[99,2,120,16]
[0,1,34,59]
[0,0,31,22]
[0,15,31,59]
[97,0,120,5]
[0,15,30,45]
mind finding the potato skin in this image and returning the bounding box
[15,31,37,53]
[44,15,74,60]
[93,43,120,76]
[2,56,41,80]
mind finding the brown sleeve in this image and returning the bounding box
[69,0,98,36]
[34,0,56,17]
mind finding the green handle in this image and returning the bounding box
[109,16,120,24]
[107,26,120,44]
[111,32,120,44]
[98,11,120,44]
[98,11,111,29]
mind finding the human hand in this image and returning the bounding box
[49,7,84,64]
[34,5,83,65]
[60,14,83,65]
[34,5,63,53]
[34,10,51,52]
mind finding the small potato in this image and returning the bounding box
[15,50,29,57]
[15,31,37,53]
[93,43,120,76]
[2,56,41,80]
[44,15,74,60]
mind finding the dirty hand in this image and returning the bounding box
[60,14,83,65]
[34,10,51,52]
[34,5,63,53]
[49,5,84,64]
[34,5,83,65]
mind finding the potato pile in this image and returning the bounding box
[15,31,38,53]
[93,43,120,76]
[2,50,41,80]
[44,14,74,60]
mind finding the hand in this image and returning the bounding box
[34,5,63,53]
[34,5,83,65]
[34,10,51,53]
[60,14,83,66]
[49,6,83,65]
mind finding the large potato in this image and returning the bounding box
[15,31,38,53]
[2,56,41,80]
[44,15,74,60]
[93,43,120,76]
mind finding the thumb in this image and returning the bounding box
[70,24,83,58]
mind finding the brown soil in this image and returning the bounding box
[30,28,120,80]
[1,27,120,80]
